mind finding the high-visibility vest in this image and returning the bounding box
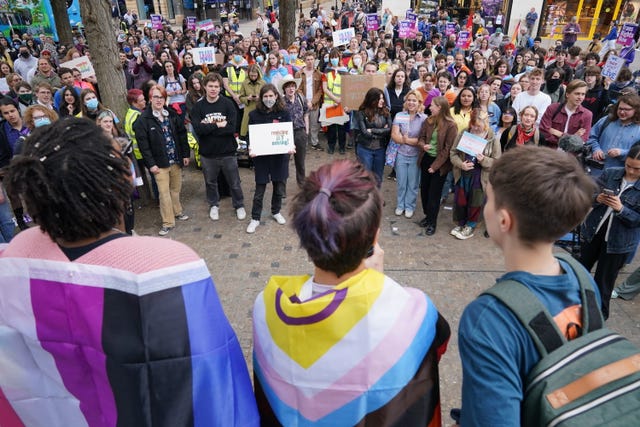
[226,66,245,96]
[124,107,142,159]
[323,71,341,106]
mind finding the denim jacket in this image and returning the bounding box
[581,167,640,254]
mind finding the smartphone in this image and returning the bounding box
[602,188,616,196]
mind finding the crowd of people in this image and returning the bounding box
[1,2,640,426]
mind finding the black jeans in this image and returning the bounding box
[200,155,245,209]
[251,181,285,220]
[420,155,447,226]
[326,123,346,151]
[579,220,630,320]
[293,128,307,186]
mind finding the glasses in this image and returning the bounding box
[151,95,165,100]
[32,115,46,120]
[618,107,634,112]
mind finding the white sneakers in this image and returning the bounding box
[404,210,414,219]
[395,208,404,216]
[236,207,246,220]
[209,206,219,221]
[273,213,286,225]
[246,219,260,233]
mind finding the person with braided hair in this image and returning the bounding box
[0,118,259,426]
[252,159,450,426]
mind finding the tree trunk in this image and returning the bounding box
[51,0,74,47]
[78,0,128,121]
[279,0,296,49]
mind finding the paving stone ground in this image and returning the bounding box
[132,133,640,421]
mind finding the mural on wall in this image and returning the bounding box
[0,0,81,40]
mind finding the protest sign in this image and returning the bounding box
[456,131,488,157]
[406,10,417,21]
[341,74,386,110]
[602,55,625,80]
[617,23,638,47]
[332,27,355,47]
[248,122,295,156]
[456,31,472,49]
[60,56,95,79]
[366,14,379,31]
[399,20,417,39]
[186,16,197,31]
[191,47,217,65]
[197,19,215,34]
[445,22,456,37]
[151,15,163,30]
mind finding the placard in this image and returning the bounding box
[456,31,472,49]
[341,73,387,110]
[445,22,456,37]
[456,131,487,157]
[248,122,295,156]
[197,19,215,34]
[151,15,163,30]
[60,56,95,79]
[332,27,355,47]
[366,14,380,31]
[617,23,638,47]
[191,47,217,65]
[406,10,417,21]
[602,55,625,80]
[186,16,197,31]
[398,20,417,39]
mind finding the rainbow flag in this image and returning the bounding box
[511,20,521,45]
[0,228,259,427]
[253,269,450,426]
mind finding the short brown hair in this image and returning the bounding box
[489,146,595,244]
[565,79,588,94]
[202,72,223,87]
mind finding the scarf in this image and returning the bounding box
[516,123,535,146]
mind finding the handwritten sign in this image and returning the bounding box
[191,47,217,65]
[617,23,638,47]
[456,131,488,157]
[445,22,456,37]
[60,56,95,79]
[186,16,197,31]
[197,19,215,34]
[151,15,163,30]
[332,27,355,47]
[398,20,417,39]
[366,14,379,31]
[341,74,386,110]
[406,10,417,22]
[602,55,626,80]
[248,122,295,156]
[456,31,472,49]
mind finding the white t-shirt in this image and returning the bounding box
[512,91,552,125]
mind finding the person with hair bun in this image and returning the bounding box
[252,159,450,426]
[0,118,260,426]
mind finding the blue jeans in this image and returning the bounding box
[395,153,420,212]
[356,145,385,186]
[0,188,14,243]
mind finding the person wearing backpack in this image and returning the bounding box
[458,146,599,425]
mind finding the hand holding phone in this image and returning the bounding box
[602,188,616,196]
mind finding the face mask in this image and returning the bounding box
[290,53,297,61]
[20,51,29,58]
[353,58,362,67]
[85,98,99,110]
[330,57,339,67]
[546,78,561,92]
[256,56,264,64]
[263,98,276,108]
[233,54,242,63]
[324,55,329,63]
[133,50,141,57]
[525,65,534,72]
[18,93,32,103]
[34,117,51,127]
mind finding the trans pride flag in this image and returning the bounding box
[0,228,259,427]
[253,269,450,426]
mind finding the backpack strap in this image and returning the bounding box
[481,253,603,357]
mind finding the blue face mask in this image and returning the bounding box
[256,56,264,64]
[330,57,339,67]
[290,53,297,61]
[85,98,99,110]
[34,117,51,127]
[233,54,242,63]
[525,65,534,72]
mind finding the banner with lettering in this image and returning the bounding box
[456,31,472,49]
[150,15,163,30]
[445,22,456,37]
[332,27,355,47]
[191,47,218,65]
[398,20,417,39]
[617,23,638,47]
[406,10,417,22]
[248,122,295,156]
[366,14,380,31]
[197,19,215,35]
[60,56,95,79]
[186,16,197,31]
[602,55,625,80]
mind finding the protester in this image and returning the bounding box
[539,79,592,149]
[355,87,392,185]
[280,75,307,186]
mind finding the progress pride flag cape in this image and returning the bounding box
[253,269,450,426]
[0,228,259,427]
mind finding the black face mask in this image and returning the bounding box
[20,51,29,58]
[546,78,562,93]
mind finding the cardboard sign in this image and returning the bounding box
[151,15,163,30]
[248,122,295,156]
[341,73,386,110]
[191,47,217,65]
[366,14,379,31]
[197,19,215,34]
[456,31,472,49]
[456,131,488,157]
[398,20,417,39]
[602,54,625,80]
[60,56,95,78]
[332,27,355,47]
[186,16,197,31]
[445,22,456,37]
[617,23,637,47]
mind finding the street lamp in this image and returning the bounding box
[157,0,162,16]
